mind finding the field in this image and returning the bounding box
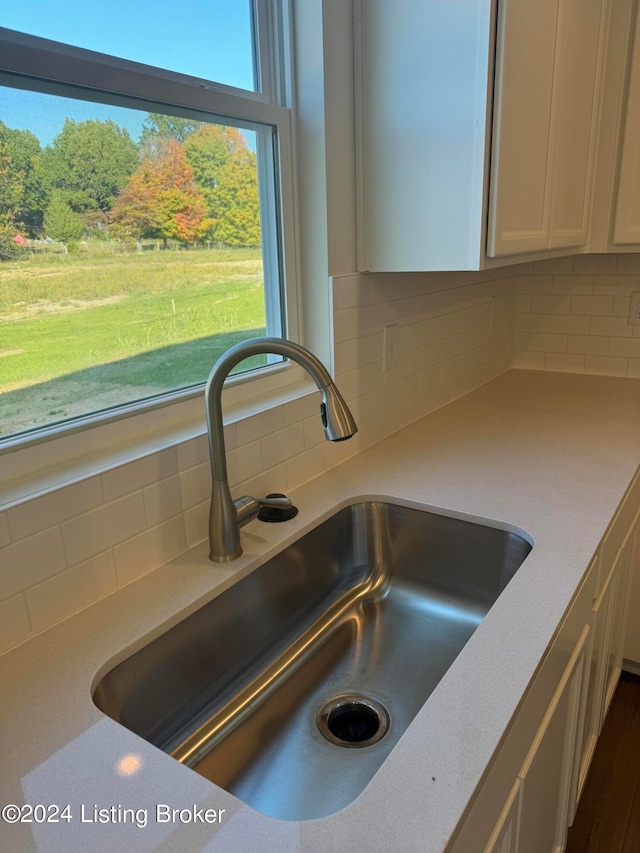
[0,244,267,438]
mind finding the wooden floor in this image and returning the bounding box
[566,672,640,853]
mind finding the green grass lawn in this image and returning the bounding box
[0,244,269,438]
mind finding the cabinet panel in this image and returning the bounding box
[354,0,494,272]
[483,779,521,853]
[624,519,640,662]
[487,0,557,256]
[613,9,640,244]
[603,535,633,718]
[517,625,589,853]
[549,0,603,247]
[576,580,606,805]
[488,0,604,257]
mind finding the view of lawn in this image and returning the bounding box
[0,244,267,438]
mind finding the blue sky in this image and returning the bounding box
[0,0,254,146]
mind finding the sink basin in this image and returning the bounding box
[93,501,532,820]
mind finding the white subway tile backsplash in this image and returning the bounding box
[261,423,305,469]
[102,449,177,502]
[570,295,614,316]
[0,594,31,655]
[614,296,632,317]
[520,275,553,295]
[593,275,639,295]
[114,516,188,586]
[143,463,210,527]
[61,493,146,567]
[584,355,628,375]
[616,255,640,274]
[356,303,386,337]
[573,254,617,275]
[303,414,326,450]
[590,316,634,337]
[530,294,572,315]
[512,350,546,369]
[0,528,66,600]
[7,478,104,541]
[184,501,209,549]
[334,273,370,310]
[176,433,210,471]
[235,406,284,447]
[516,314,551,333]
[228,440,263,485]
[528,333,568,353]
[552,275,593,295]
[609,337,640,359]
[516,254,640,378]
[0,514,10,548]
[549,315,590,335]
[544,353,586,373]
[26,551,117,633]
[286,444,327,490]
[282,393,319,427]
[532,256,575,274]
[567,335,609,356]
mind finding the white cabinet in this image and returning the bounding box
[355,0,607,271]
[624,520,640,662]
[487,0,605,257]
[483,780,521,853]
[613,9,640,245]
[447,472,639,853]
[517,626,589,853]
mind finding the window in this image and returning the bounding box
[0,2,297,444]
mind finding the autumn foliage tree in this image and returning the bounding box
[109,138,212,246]
[184,125,261,247]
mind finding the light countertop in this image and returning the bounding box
[1,369,639,853]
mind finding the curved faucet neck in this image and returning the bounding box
[205,338,333,483]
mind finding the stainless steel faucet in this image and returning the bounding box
[205,337,358,562]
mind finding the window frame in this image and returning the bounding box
[0,6,304,477]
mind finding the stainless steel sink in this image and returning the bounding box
[93,501,532,820]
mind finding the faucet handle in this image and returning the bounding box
[234,493,297,526]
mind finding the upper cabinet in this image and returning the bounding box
[355,0,610,272]
[488,0,605,257]
[612,7,640,245]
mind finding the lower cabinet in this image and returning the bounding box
[449,480,639,853]
[483,626,589,853]
[516,626,589,853]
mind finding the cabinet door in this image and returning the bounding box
[602,536,633,719]
[549,0,604,248]
[488,0,604,257]
[517,625,589,853]
[575,577,608,807]
[613,10,640,244]
[483,779,522,853]
[487,0,557,257]
[624,519,640,661]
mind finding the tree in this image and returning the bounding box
[47,118,139,214]
[44,190,83,243]
[0,122,48,236]
[110,138,212,245]
[212,151,261,247]
[140,113,204,146]
[184,124,261,246]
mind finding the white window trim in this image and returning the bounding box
[0,7,323,504]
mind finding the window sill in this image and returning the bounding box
[0,363,315,509]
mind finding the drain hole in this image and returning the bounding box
[317,694,389,748]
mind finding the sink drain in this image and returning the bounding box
[317,694,389,748]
